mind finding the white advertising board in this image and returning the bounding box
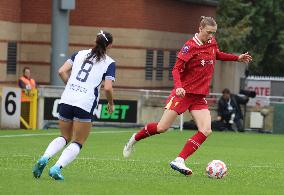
[246,80,271,107]
[1,87,21,129]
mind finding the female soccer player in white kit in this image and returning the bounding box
[32,30,116,180]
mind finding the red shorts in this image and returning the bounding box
[164,90,208,114]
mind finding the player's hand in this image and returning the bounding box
[175,88,186,98]
[238,52,252,64]
[107,102,114,114]
[217,116,221,121]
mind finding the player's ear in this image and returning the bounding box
[199,26,203,33]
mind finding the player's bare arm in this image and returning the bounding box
[58,61,72,84]
[104,79,114,114]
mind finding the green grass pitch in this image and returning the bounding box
[0,128,284,194]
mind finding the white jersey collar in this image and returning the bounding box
[193,33,203,46]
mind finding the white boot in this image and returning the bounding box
[170,157,192,176]
[123,133,137,158]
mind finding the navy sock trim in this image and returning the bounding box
[72,141,82,149]
[60,136,68,145]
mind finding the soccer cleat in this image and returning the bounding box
[170,158,193,176]
[32,156,49,178]
[123,133,137,158]
[49,165,64,180]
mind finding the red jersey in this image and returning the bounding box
[172,34,239,95]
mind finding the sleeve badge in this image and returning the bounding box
[181,45,190,54]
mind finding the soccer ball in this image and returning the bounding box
[206,160,227,179]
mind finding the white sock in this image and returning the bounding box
[43,137,67,159]
[55,143,81,168]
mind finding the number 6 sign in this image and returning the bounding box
[1,87,21,129]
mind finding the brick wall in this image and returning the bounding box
[16,0,215,33]
[0,0,217,88]
[0,0,22,22]
[21,0,51,24]
[70,0,216,33]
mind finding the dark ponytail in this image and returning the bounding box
[86,30,113,62]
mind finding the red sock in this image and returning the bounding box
[134,122,159,141]
[178,131,207,160]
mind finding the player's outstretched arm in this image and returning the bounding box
[237,52,252,64]
[216,50,252,64]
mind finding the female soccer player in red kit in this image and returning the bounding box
[123,16,252,176]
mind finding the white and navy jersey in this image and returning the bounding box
[59,49,116,114]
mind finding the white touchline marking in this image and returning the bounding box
[0,130,134,138]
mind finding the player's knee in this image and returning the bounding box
[200,129,212,136]
[157,124,169,133]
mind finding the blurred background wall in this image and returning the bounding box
[0,0,242,93]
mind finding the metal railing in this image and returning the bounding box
[37,86,284,131]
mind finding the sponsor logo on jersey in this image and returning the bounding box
[200,59,214,66]
[69,83,88,93]
[201,60,206,66]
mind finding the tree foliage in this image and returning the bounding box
[216,0,284,76]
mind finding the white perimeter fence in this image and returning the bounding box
[37,86,284,133]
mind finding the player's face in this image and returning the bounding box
[199,25,217,43]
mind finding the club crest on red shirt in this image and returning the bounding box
[182,45,190,54]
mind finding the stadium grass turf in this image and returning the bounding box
[0,128,284,194]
